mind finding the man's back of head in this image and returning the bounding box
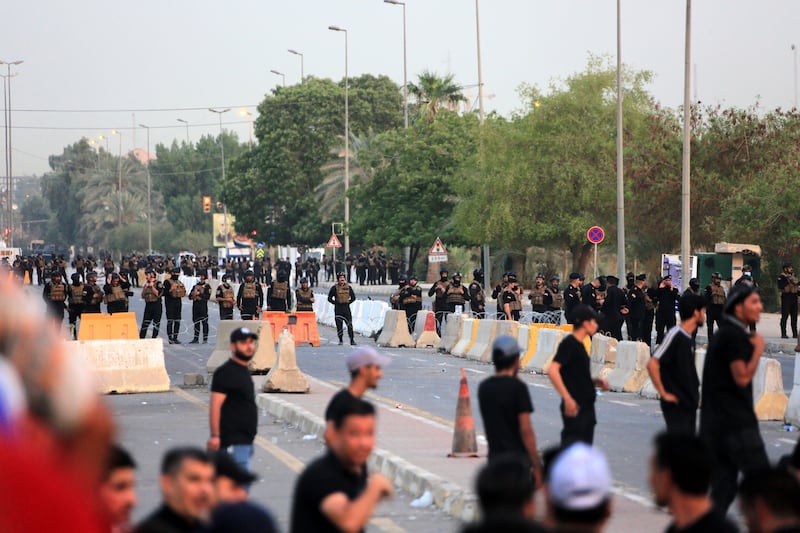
[651,432,711,503]
[547,443,612,532]
[739,467,800,533]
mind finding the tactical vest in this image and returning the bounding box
[447,284,467,305]
[402,290,420,305]
[782,274,799,294]
[241,282,258,299]
[549,289,564,310]
[142,283,161,303]
[296,288,314,311]
[69,284,84,305]
[75,258,84,269]
[271,281,288,300]
[190,283,206,300]
[435,280,450,301]
[336,284,352,304]
[710,284,726,306]
[49,283,67,302]
[219,285,235,308]
[105,285,126,304]
[169,279,186,298]
[470,282,485,303]
[88,285,103,305]
[529,286,546,307]
[504,289,522,312]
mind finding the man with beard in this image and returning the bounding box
[402,275,423,333]
[140,269,164,339]
[428,267,451,334]
[446,272,470,316]
[469,269,486,319]
[543,275,564,325]
[207,327,259,473]
[163,267,187,344]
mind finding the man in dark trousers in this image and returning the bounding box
[477,335,543,487]
[238,270,264,320]
[207,327,259,473]
[548,305,610,446]
[647,293,706,435]
[328,272,357,346]
[139,268,163,339]
[563,273,582,324]
[428,267,451,335]
[402,275,423,333]
[295,277,315,312]
[67,273,86,340]
[699,284,769,516]
[468,269,486,319]
[43,271,67,324]
[104,272,132,315]
[600,275,627,340]
[704,272,726,338]
[163,267,186,344]
[655,275,679,345]
[216,274,236,320]
[265,269,290,313]
[189,272,211,344]
[777,262,798,338]
[626,274,647,341]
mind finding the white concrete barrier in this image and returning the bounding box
[753,357,788,421]
[413,309,433,339]
[607,341,650,392]
[466,319,499,362]
[590,334,618,381]
[415,311,441,349]
[527,328,565,373]
[786,355,800,427]
[263,330,310,393]
[489,321,520,363]
[207,320,263,374]
[517,325,530,361]
[451,318,477,358]
[250,322,277,373]
[74,339,170,394]
[376,310,416,348]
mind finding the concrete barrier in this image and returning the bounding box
[589,334,618,381]
[451,319,477,358]
[413,310,433,339]
[207,320,264,375]
[376,310,416,348]
[466,319,498,363]
[527,328,566,373]
[415,312,441,349]
[250,322,277,373]
[607,341,650,392]
[752,357,788,421]
[73,338,170,394]
[438,312,464,353]
[520,325,542,369]
[786,355,800,427]
[263,330,310,393]
[488,321,520,363]
[517,325,530,361]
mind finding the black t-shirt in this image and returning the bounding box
[210,359,257,446]
[290,450,368,533]
[664,510,739,532]
[552,334,595,408]
[700,316,758,434]
[135,503,201,533]
[324,388,358,422]
[461,517,550,533]
[653,325,699,409]
[477,376,534,460]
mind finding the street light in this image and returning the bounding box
[176,118,190,144]
[239,109,253,148]
[615,0,626,281]
[680,0,692,291]
[792,44,797,109]
[329,25,350,254]
[139,123,153,253]
[209,108,231,250]
[288,49,304,82]
[1,59,22,246]
[270,69,286,87]
[111,129,123,225]
[473,2,484,123]
[384,0,408,129]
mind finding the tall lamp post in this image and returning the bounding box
[680,0,692,291]
[474,1,485,123]
[1,59,22,246]
[615,0,626,281]
[384,0,408,129]
[177,118,190,144]
[792,44,797,109]
[138,123,153,253]
[111,129,123,226]
[288,49,304,82]
[209,108,231,250]
[270,69,286,87]
[329,25,350,255]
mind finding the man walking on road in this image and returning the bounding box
[478,335,543,487]
[699,284,769,516]
[548,305,610,446]
[208,327,259,473]
[646,293,706,435]
[328,272,357,346]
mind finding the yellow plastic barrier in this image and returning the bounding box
[77,312,139,341]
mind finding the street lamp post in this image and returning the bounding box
[139,124,153,253]
[111,129,123,226]
[474,1,485,124]
[1,59,22,246]
[616,0,626,281]
[329,25,350,255]
[176,118,190,144]
[792,44,797,109]
[270,69,286,87]
[384,0,408,129]
[209,108,231,250]
[288,49,304,82]
[680,0,692,291]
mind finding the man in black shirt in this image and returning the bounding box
[207,327,259,474]
[549,305,610,446]
[648,432,738,533]
[699,284,769,516]
[647,293,706,435]
[655,275,680,345]
[738,467,800,533]
[136,447,215,533]
[563,273,582,324]
[478,335,542,486]
[290,399,392,533]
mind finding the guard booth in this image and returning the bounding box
[696,242,761,288]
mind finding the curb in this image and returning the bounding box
[256,393,478,522]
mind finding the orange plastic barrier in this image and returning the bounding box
[77,312,139,341]
[261,311,290,343]
[291,312,321,347]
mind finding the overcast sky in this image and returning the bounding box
[3,0,798,177]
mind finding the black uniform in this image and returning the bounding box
[600,282,627,341]
[777,269,798,338]
[295,285,315,312]
[216,280,236,320]
[563,283,582,324]
[428,277,451,335]
[655,283,679,345]
[104,278,132,314]
[542,282,564,325]
[626,283,646,341]
[43,279,67,322]
[468,280,486,319]
[265,280,290,313]
[83,279,104,314]
[163,275,186,344]
[328,280,356,345]
[67,280,87,339]
[189,280,211,343]
[139,279,164,339]
[238,280,265,320]
[402,282,423,333]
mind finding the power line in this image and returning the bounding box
[12,105,258,113]
[9,120,251,131]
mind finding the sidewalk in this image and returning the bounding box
[257,375,671,531]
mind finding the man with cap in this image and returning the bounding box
[208,327,259,473]
[491,272,510,319]
[389,275,407,311]
[547,442,613,532]
[139,269,164,339]
[43,271,67,323]
[189,272,212,344]
[625,274,647,341]
[83,271,104,314]
[704,272,726,338]
[295,277,315,312]
[328,271,357,345]
[446,271,470,316]
[528,273,548,315]
[163,266,187,344]
[600,275,627,341]
[543,275,564,325]
[502,273,523,321]
[67,272,87,339]
[104,272,132,314]
[265,268,289,313]
[549,305,610,445]
[580,276,602,314]
[478,335,543,487]
[700,283,768,515]
[428,267,451,335]
[216,274,236,320]
[401,274,423,333]
[564,273,583,324]
[239,270,265,320]
[468,269,486,320]
[684,277,701,297]
[324,346,390,435]
[778,261,798,338]
[655,275,680,345]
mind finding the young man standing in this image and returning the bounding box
[647,293,706,435]
[324,347,390,431]
[548,305,610,446]
[328,272,357,346]
[99,444,138,533]
[477,335,543,487]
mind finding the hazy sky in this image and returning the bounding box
[3,0,798,176]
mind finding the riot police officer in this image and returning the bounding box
[402,275,423,333]
[43,271,67,324]
[83,272,103,314]
[428,267,451,335]
[327,272,356,345]
[104,272,132,314]
[468,269,486,319]
[189,272,211,344]
[446,272,470,315]
[778,262,798,338]
[215,274,236,320]
[543,275,564,325]
[67,273,86,339]
[704,272,726,338]
[563,273,582,324]
[239,270,265,319]
[501,274,523,321]
[528,273,547,316]
[140,268,164,339]
[163,267,187,344]
[295,277,315,312]
[390,276,408,310]
[265,269,289,313]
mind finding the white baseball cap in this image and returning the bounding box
[346,346,391,372]
[549,443,612,511]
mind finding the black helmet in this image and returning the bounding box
[783,262,793,269]
[399,275,408,283]
[171,267,180,274]
[409,274,418,281]
[550,275,560,282]
[491,335,521,367]
[440,267,449,275]
[245,270,255,277]
[145,268,155,275]
[222,274,231,281]
[452,272,462,279]
[473,268,483,277]
[71,273,81,282]
[110,272,120,279]
[300,277,309,284]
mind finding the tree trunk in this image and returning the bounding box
[572,242,594,277]
[407,245,420,276]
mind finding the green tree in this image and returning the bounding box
[407,70,467,122]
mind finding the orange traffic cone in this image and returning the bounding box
[448,368,479,458]
[23,270,30,285]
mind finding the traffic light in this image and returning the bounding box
[202,196,211,213]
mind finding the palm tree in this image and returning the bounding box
[407,70,467,121]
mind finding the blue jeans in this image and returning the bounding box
[226,443,254,473]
